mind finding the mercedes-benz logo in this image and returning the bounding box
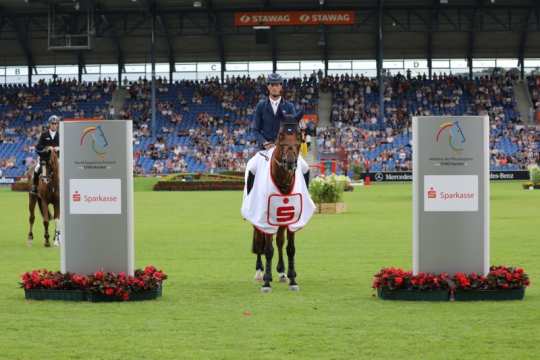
[299,14,310,22]
[375,172,384,182]
[240,15,251,23]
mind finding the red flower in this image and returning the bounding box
[152,272,163,281]
[20,266,167,297]
[144,266,157,275]
[394,277,403,286]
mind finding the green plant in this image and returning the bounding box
[351,163,364,180]
[309,174,350,203]
[529,165,540,184]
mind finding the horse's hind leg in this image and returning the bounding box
[286,229,299,291]
[27,195,36,246]
[41,200,50,247]
[261,234,274,293]
[53,202,60,247]
[276,227,287,282]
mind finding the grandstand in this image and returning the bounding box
[0,0,539,179]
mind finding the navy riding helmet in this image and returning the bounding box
[267,72,283,84]
[48,115,60,125]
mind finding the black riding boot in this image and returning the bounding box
[30,170,39,194]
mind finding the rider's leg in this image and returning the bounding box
[31,161,41,194]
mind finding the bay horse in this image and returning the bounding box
[252,123,303,293]
[28,148,60,247]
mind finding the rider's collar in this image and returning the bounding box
[49,129,57,137]
[269,96,281,105]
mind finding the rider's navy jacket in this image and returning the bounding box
[36,130,59,159]
[252,98,300,147]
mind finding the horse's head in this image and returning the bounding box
[274,120,301,173]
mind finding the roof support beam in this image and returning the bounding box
[518,1,536,79]
[376,0,384,123]
[321,25,328,77]
[2,8,36,73]
[467,1,482,80]
[271,27,277,73]
[144,0,176,81]
[98,9,125,81]
[427,0,439,80]
[77,51,86,83]
[208,0,225,83]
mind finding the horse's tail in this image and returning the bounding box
[252,227,264,255]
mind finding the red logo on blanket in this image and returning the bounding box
[267,193,303,226]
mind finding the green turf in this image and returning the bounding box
[1,181,539,360]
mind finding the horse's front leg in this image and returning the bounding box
[276,227,287,282]
[53,202,60,247]
[286,230,299,291]
[261,234,274,293]
[252,228,264,282]
[28,194,36,247]
[41,200,50,247]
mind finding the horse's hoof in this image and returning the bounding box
[53,240,60,247]
[289,285,300,292]
[254,270,264,282]
[44,242,50,248]
[261,286,272,293]
[27,240,32,247]
[278,273,288,283]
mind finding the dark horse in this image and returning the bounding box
[252,124,302,293]
[28,148,60,247]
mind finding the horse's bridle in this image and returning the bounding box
[273,144,298,173]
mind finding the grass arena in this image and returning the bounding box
[1,179,539,359]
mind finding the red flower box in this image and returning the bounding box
[20,265,167,302]
[373,265,529,301]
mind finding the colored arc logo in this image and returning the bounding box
[80,125,109,158]
[436,121,466,152]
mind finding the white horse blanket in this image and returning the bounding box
[241,148,316,234]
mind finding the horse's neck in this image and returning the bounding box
[271,151,295,194]
[47,158,60,190]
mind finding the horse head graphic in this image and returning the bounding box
[436,121,466,152]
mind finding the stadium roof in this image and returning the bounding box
[0,0,539,67]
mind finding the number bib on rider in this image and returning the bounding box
[267,193,303,226]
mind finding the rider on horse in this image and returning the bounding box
[250,73,310,190]
[30,115,60,195]
[253,73,302,150]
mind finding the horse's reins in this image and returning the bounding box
[273,156,297,173]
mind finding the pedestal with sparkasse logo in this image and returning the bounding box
[413,116,489,275]
[59,120,134,275]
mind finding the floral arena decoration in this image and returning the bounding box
[523,165,540,190]
[373,266,529,301]
[21,265,167,302]
[308,174,352,214]
[153,172,244,191]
